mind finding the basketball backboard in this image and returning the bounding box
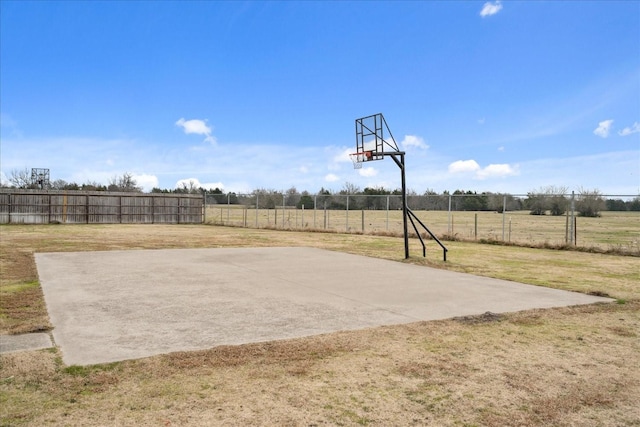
[352,113,400,168]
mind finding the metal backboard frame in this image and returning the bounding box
[31,168,50,190]
[353,114,448,261]
[354,113,400,162]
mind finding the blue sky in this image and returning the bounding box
[1,1,638,195]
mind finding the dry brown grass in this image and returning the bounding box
[1,224,639,426]
[206,207,640,253]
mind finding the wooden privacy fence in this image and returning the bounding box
[0,190,203,224]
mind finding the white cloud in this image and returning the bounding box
[448,159,518,180]
[401,135,429,150]
[480,1,503,17]
[334,148,353,163]
[362,138,376,152]
[175,177,224,190]
[476,163,519,179]
[133,174,159,192]
[175,118,211,135]
[386,137,398,150]
[477,118,486,125]
[359,167,378,177]
[2,131,636,195]
[448,159,481,173]
[593,119,614,138]
[175,118,217,145]
[618,122,640,136]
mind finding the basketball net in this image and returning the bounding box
[349,151,371,169]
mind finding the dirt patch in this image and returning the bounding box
[587,290,612,297]
[453,311,503,324]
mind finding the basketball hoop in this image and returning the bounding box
[349,151,372,169]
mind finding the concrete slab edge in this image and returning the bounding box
[0,333,55,355]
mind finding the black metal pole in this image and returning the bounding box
[400,153,409,259]
[386,152,409,259]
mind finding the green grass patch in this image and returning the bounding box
[0,280,40,294]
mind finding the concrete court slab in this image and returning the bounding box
[0,333,53,354]
[35,247,612,366]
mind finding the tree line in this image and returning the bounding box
[3,169,639,216]
[4,169,142,192]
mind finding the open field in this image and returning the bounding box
[1,224,639,426]
[205,207,640,253]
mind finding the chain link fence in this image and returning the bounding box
[204,192,640,253]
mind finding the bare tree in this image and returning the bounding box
[50,179,69,190]
[251,188,280,209]
[284,186,300,207]
[526,185,568,215]
[488,193,504,212]
[576,188,605,217]
[9,168,32,188]
[544,185,568,216]
[108,172,142,192]
[176,180,200,194]
[340,182,361,195]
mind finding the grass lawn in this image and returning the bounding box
[1,224,639,426]
[205,208,640,253]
